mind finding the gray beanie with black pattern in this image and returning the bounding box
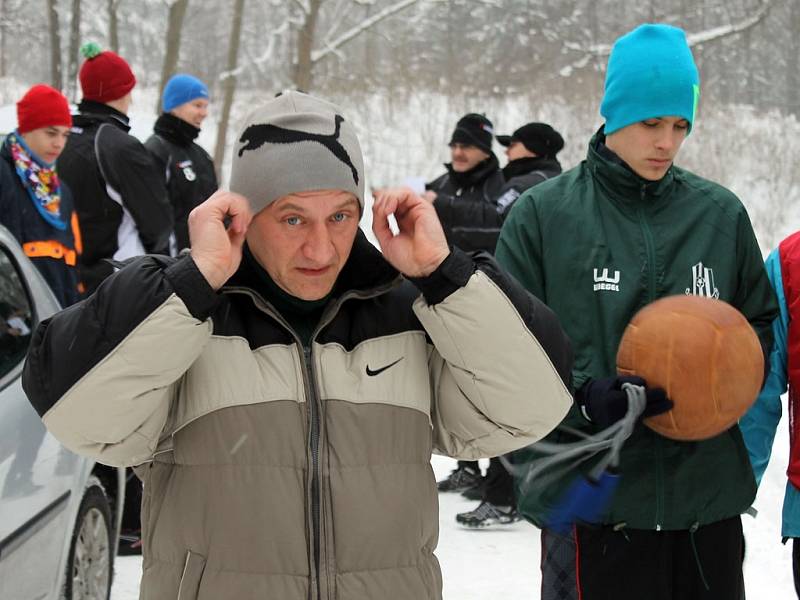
[229,91,365,214]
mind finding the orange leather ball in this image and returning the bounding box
[616,295,764,441]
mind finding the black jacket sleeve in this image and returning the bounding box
[144,134,171,183]
[22,254,218,418]
[99,127,173,254]
[433,197,504,253]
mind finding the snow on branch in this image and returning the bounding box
[686,1,772,45]
[564,0,772,58]
[310,0,421,64]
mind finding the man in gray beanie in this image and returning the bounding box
[23,90,574,600]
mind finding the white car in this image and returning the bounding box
[0,224,124,599]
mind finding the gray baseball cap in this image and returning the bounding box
[230,91,365,213]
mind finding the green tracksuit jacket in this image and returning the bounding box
[495,132,778,531]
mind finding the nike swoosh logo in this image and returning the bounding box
[365,357,404,377]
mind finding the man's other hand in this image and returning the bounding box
[189,190,253,290]
[372,187,449,277]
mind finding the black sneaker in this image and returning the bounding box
[456,501,521,528]
[437,466,482,493]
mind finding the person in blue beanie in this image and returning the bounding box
[114,73,220,555]
[146,73,218,254]
[495,23,777,599]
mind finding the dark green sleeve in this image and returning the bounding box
[495,190,546,302]
[734,207,779,371]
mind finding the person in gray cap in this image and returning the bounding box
[22,90,573,599]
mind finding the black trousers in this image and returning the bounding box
[793,538,800,598]
[483,455,515,506]
[541,517,745,600]
[121,467,143,531]
[457,460,480,473]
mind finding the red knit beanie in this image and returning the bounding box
[16,84,72,134]
[78,42,136,103]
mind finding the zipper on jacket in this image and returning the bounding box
[222,278,402,600]
[637,187,658,302]
[303,344,323,600]
[637,184,665,530]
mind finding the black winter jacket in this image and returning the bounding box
[145,114,218,252]
[57,100,172,293]
[426,155,505,253]
[495,156,562,214]
[0,139,80,307]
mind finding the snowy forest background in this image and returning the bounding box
[0,0,796,250]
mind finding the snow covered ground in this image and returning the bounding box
[112,443,795,599]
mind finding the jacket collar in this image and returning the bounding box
[586,127,676,206]
[445,153,500,189]
[502,155,561,181]
[225,228,401,306]
[74,100,131,133]
[154,112,200,146]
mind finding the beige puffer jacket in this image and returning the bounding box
[23,234,572,599]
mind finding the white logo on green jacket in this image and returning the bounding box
[685,261,719,298]
[593,268,620,292]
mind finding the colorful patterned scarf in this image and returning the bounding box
[8,131,67,230]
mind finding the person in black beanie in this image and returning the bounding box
[492,122,564,214]
[455,121,565,528]
[146,73,218,255]
[428,113,504,497]
[424,113,505,254]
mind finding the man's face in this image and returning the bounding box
[21,125,70,164]
[604,116,689,181]
[506,140,536,161]
[171,98,209,128]
[246,190,360,300]
[449,143,489,172]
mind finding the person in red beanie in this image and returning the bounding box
[0,84,81,306]
[57,41,172,295]
[56,42,173,557]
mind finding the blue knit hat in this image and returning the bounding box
[600,24,700,135]
[162,74,209,113]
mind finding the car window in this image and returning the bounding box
[0,249,33,379]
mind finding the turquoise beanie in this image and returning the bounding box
[162,73,209,113]
[600,24,700,135]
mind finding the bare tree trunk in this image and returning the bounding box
[155,0,190,114]
[363,1,373,87]
[788,1,800,116]
[47,0,63,90]
[0,0,7,77]
[213,0,246,181]
[293,0,322,91]
[66,0,81,100]
[108,0,120,53]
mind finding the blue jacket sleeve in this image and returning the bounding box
[740,248,788,485]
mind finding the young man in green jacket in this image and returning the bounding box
[495,23,778,600]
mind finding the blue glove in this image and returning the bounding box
[576,376,672,428]
[546,471,621,534]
